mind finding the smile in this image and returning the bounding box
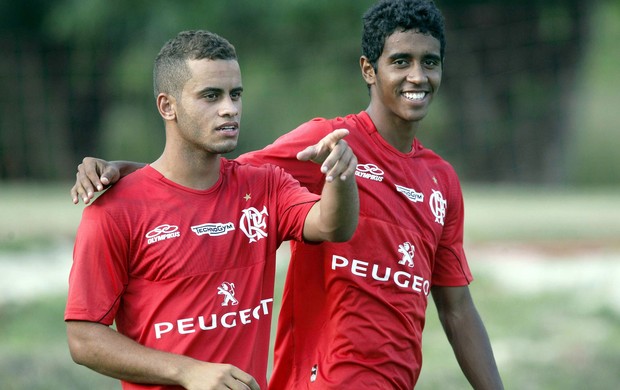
[402,92,426,101]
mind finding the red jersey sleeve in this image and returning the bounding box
[237,119,334,195]
[268,165,320,243]
[431,170,473,286]
[65,204,129,324]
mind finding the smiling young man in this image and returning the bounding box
[70,1,503,389]
[241,3,503,388]
[64,30,359,390]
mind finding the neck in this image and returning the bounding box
[151,149,221,191]
[365,105,419,153]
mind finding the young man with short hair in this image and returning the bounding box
[65,30,358,390]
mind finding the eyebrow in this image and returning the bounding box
[387,52,442,62]
[197,86,244,96]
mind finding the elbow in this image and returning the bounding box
[67,331,90,366]
[326,216,359,242]
[66,321,98,367]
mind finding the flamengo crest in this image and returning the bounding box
[240,206,269,243]
[429,189,447,225]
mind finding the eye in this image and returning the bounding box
[203,92,219,101]
[231,91,242,101]
[393,59,410,67]
[423,58,441,68]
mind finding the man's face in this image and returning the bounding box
[370,29,442,125]
[175,58,243,154]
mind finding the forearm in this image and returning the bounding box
[112,160,147,177]
[67,321,195,386]
[321,174,359,240]
[442,308,504,389]
[305,175,359,242]
[432,286,503,390]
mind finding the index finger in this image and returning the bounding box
[322,128,349,148]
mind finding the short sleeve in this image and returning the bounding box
[237,119,333,195]
[431,172,473,286]
[65,204,129,324]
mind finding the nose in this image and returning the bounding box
[406,62,427,84]
[219,97,240,118]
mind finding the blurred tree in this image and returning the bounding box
[0,0,603,185]
[434,0,592,183]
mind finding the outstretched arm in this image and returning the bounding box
[67,321,259,390]
[431,285,504,390]
[299,129,359,242]
[71,158,145,204]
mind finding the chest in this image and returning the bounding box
[126,192,278,280]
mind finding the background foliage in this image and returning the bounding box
[1,0,619,185]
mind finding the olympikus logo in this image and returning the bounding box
[145,224,180,245]
[355,163,384,182]
[191,222,235,237]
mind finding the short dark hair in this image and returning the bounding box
[362,0,446,70]
[153,30,237,98]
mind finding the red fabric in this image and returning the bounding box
[66,160,318,390]
[239,111,472,389]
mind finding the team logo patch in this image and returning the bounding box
[191,222,235,237]
[145,224,180,245]
[429,189,447,225]
[240,206,268,243]
[395,184,424,202]
[355,163,384,182]
[398,242,415,268]
[310,364,318,382]
[217,282,239,306]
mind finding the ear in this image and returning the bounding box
[156,93,177,121]
[360,56,376,85]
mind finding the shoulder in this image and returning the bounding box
[224,158,289,181]
[299,112,365,131]
[86,167,152,209]
[416,140,459,177]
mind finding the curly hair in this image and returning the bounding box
[362,0,445,69]
[153,30,237,98]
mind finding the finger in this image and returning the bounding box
[101,165,120,187]
[323,138,357,181]
[82,158,106,192]
[75,168,97,204]
[322,128,350,148]
[70,183,80,204]
[231,369,260,390]
[296,145,319,163]
[326,148,357,182]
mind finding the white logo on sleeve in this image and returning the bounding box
[240,206,269,243]
[429,189,447,225]
[397,242,415,268]
[217,282,239,306]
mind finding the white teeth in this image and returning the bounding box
[403,92,425,101]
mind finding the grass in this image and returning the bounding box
[1,182,619,389]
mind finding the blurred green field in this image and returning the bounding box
[1,183,619,389]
